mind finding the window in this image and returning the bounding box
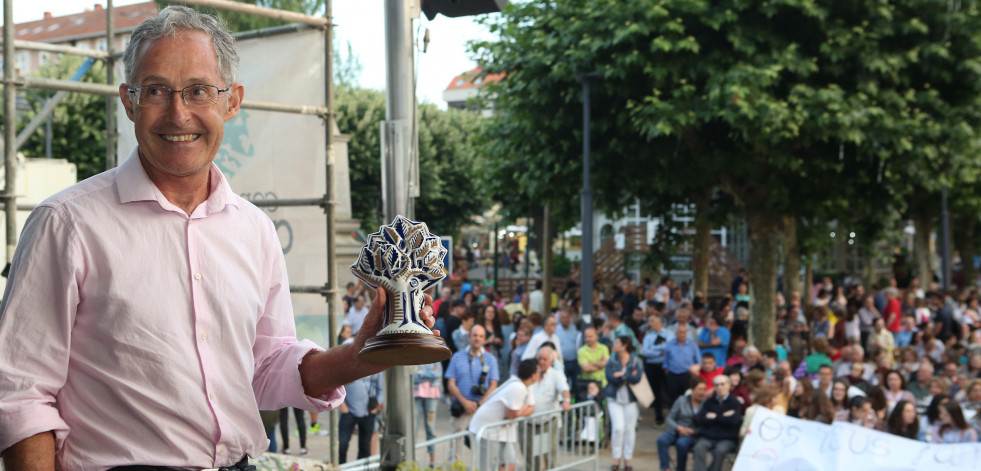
[16,51,27,74]
[76,41,91,50]
[40,51,50,66]
[97,38,108,51]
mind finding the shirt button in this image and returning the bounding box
[209,392,216,400]
[218,444,226,453]
[200,332,208,341]
[194,273,202,280]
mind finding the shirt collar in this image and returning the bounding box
[116,148,240,215]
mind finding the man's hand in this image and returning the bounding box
[706,412,717,419]
[561,400,572,412]
[678,426,694,436]
[299,287,437,397]
[464,399,479,415]
[340,403,350,414]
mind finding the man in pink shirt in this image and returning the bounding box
[0,7,434,471]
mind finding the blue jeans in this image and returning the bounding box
[415,397,439,454]
[657,429,695,471]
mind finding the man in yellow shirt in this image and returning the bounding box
[577,327,610,387]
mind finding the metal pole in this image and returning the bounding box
[381,0,416,468]
[324,0,340,465]
[175,0,329,26]
[524,225,531,279]
[45,103,52,159]
[493,223,499,289]
[3,0,18,265]
[106,0,116,169]
[942,183,951,290]
[578,73,596,321]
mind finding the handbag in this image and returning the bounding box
[628,370,655,408]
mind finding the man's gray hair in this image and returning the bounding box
[124,5,239,86]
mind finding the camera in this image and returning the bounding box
[471,364,490,397]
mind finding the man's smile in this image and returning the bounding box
[160,134,201,142]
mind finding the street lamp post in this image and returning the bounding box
[578,72,599,322]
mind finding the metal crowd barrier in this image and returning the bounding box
[337,401,600,471]
[339,430,473,471]
[472,400,601,471]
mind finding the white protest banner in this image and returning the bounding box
[733,408,981,471]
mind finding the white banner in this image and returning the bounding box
[117,29,330,320]
[733,408,981,471]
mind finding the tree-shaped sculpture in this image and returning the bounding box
[350,216,451,364]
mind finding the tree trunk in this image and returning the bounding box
[954,217,977,290]
[913,210,934,286]
[542,202,554,314]
[803,262,813,308]
[781,216,800,299]
[861,248,875,291]
[692,189,713,297]
[746,211,780,351]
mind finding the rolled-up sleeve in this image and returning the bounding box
[0,206,78,452]
[251,222,344,411]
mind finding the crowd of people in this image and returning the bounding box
[336,268,980,471]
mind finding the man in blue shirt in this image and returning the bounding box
[556,310,581,394]
[445,324,500,460]
[696,314,730,366]
[338,373,383,464]
[641,314,673,424]
[664,323,701,408]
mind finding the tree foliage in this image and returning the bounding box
[473,0,981,348]
[19,57,108,180]
[335,86,489,237]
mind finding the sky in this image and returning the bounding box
[11,0,498,107]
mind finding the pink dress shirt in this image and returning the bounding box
[0,150,344,470]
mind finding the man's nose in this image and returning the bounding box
[164,91,192,123]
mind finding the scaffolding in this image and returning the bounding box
[1,0,343,465]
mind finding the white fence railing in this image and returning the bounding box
[472,400,601,471]
[339,400,602,471]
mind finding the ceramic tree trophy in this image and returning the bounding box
[350,215,452,365]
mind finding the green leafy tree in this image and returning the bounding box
[473,0,981,349]
[20,57,108,180]
[335,86,488,237]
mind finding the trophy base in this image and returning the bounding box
[358,333,452,365]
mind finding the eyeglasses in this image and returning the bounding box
[128,84,230,108]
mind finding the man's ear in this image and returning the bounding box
[223,83,245,122]
[119,84,136,122]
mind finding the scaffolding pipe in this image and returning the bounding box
[248,197,326,208]
[232,23,315,41]
[290,285,329,294]
[1,40,110,59]
[15,77,329,116]
[323,0,341,465]
[3,0,17,264]
[177,0,329,27]
[106,0,117,169]
[10,58,96,153]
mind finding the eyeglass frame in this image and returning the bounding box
[126,84,231,108]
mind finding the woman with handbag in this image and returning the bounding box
[604,336,644,471]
